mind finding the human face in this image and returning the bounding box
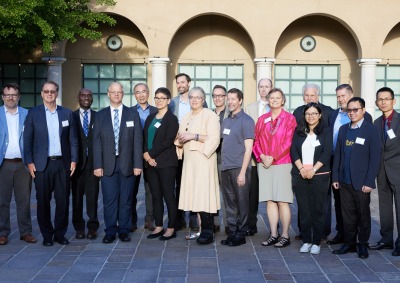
[376,91,396,115]
[189,90,204,111]
[304,107,321,128]
[268,91,284,110]
[78,90,93,110]
[176,76,190,95]
[41,83,58,105]
[227,92,242,115]
[134,84,149,106]
[154,94,169,111]
[258,79,272,100]
[212,88,226,108]
[347,101,365,124]
[303,88,319,104]
[336,88,353,110]
[2,87,20,110]
[107,83,124,106]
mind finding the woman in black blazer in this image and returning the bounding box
[290,103,332,255]
[143,87,179,241]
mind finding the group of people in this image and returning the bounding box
[1,75,400,261]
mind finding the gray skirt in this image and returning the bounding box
[257,163,293,203]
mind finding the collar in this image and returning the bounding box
[110,104,123,112]
[229,109,244,119]
[383,110,394,121]
[79,108,90,114]
[136,103,149,111]
[45,105,58,113]
[4,106,19,115]
[350,118,364,129]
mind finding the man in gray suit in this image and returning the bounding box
[93,82,143,244]
[371,87,400,256]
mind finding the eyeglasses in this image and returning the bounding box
[135,90,148,95]
[109,91,123,95]
[154,97,168,102]
[42,90,57,94]
[258,86,271,89]
[376,98,394,103]
[346,108,362,113]
[212,94,226,99]
[305,112,319,117]
[2,94,19,98]
[189,96,203,101]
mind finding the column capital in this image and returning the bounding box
[357,58,381,65]
[41,57,66,65]
[148,57,170,64]
[254,57,275,65]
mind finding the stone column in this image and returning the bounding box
[254,58,275,100]
[357,58,381,119]
[42,57,66,105]
[148,57,170,92]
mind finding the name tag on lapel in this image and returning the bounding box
[62,120,69,127]
[312,140,321,147]
[355,137,365,145]
[264,117,271,123]
[126,121,134,127]
[387,129,396,139]
[154,122,161,128]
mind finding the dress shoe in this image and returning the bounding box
[357,244,369,259]
[102,234,116,244]
[327,235,344,245]
[392,246,400,256]
[86,230,97,240]
[221,235,233,246]
[0,236,8,245]
[159,231,177,241]
[246,227,258,236]
[332,244,357,254]
[197,231,214,245]
[295,234,302,240]
[54,237,69,245]
[20,234,37,244]
[75,231,85,239]
[369,242,394,250]
[229,236,246,247]
[42,239,54,247]
[147,229,164,239]
[144,222,156,232]
[119,233,131,242]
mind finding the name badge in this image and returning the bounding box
[355,137,365,145]
[223,128,231,135]
[62,120,69,127]
[312,140,321,147]
[126,121,134,127]
[154,122,161,128]
[264,117,271,123]
[387,129,396,139]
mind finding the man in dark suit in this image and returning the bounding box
[93,82,143,244]
[24,81,78,246]
[332,97,380,259]
[71,88,99,240]
[131,83,156,232]
[370,87,400,256]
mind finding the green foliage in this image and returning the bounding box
[0,0,116,53]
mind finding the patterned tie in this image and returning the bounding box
[83,110,89,137]
[113,109,120,155]
[384,119,389,141]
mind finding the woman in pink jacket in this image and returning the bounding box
[253,88,296,248]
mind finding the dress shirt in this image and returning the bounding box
[136,103,150,129]
[178,97,191,123]
[79,108,91,127]
[333,108,350,150]
[45,105,62,156]
[4,107,21,158]
[110,104,123,128]
[258,100,270,117]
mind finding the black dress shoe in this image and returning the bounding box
[147,229,164,239]
[75,231,85,239]
[369,242,394,250]
[357,244,369,259]
[159,231,177,241]
[42,239,54,247]
[221,235,233,246]
[102,234,116,244]
[332,244,357,254]
[86,230,97,240]
[229,236,246,247]
[54,237,69,245]
[327,235,344,245]
[197,231,214,245]
[119,233,131,242]
[392,247,400,256]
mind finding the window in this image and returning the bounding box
[83,64,147,110]
[274,65,339,112]
[376,65,400,116]
[0,64,48,108]
[178,64,243,108]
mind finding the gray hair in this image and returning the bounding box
[302,83,320,96]
[189,86,206,99]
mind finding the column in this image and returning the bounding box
[42,56,66,105]
[357,58,381,119]
[148,57,170,92]
[254,57,275,100]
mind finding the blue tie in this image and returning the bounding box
[113,109,120,155]
[83,110,89,137]
[384,119,389,141]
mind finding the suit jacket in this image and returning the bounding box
[23,104,78,172]
[374,110,400,186]
[143,110,179,168]
[132,103,157,130]
[332,120,380,190]
[329,108,373,130]
[245,101,266,166]
[293,103,334,128]
[0,106,28,165]
[93,105,143,176]
[73,109,96,171]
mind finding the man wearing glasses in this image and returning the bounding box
[332,97,380,259]
[0,83,36,245]
[371,87,400,256]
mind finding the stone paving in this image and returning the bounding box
[1,182,400,283]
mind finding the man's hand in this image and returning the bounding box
[362,185,373,193]
[27,163,36,178]
[332,182,339,189]
[94,168,103,177]
[70,162,77,177]
[133,168,142,176]
[237,172,245,187]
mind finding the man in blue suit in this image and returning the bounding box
[93,82,143,244]
[332,97,380,259]
[24,81,78,247]
[0,83,36,245]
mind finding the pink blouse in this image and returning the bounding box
[253,109,297,165]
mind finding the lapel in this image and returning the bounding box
[57,106,64,137]
[17,106,24,139]
[386,111,399,146]
[119,105,128,138]
[0,107,7,136]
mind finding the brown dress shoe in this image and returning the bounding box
[20,234,37,244]
[0,236,8,245]
[87,230,97,240]
[75,231,85,239]
[144,222,155,232]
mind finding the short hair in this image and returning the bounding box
[133,83,149,93]
[302,83,320,96]
[335,84,353,93]
[42,80,59,92]
[189,86,205,99]
[267,88,286,105]
[347,97,365,108]
[155,87,171,99]
[258,78,273,88]
[107,82,123,92]
[296,102,324,136]
[78,88,92,96]
[2,83,20,95]
[212,85,226,93]
[227,88,243,101]
[175,73,191,83]
[376,87,394,100]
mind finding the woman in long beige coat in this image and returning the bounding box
[176,86,220,244]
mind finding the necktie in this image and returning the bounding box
[83,110,89,137]
[113,109,120,155]
[384,119,389,141]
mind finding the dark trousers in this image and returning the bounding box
[221,167,250,235]
[293,174,330,245]
[332,183,344,237]
[377,173,400,247]
[34,159,69,241]
[147,166,177,228]
[248,166,259,229]
[131,169,154,227]
[0,160,32,237]
[71,161,99,232]
[340,182,371,245]
[101,158,135,236]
